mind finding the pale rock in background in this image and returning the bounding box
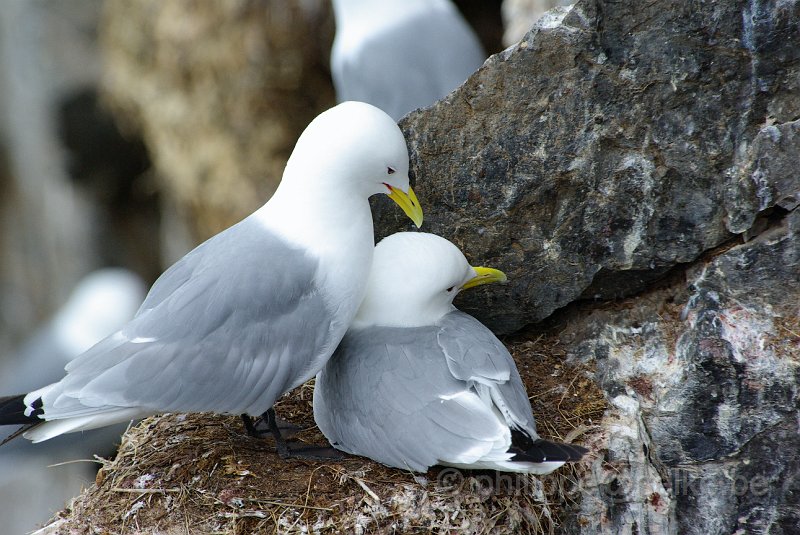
[502,0,574,46]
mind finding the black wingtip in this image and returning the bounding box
[0,394,41,425]
[510,430,589,463]
[0,423,38,446]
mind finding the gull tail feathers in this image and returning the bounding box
[0,394,43,446]
[0,394,42,425]
[509,430,588,467]
[452,439,588,475]
[22,407,145,443]
[444,431,589,475]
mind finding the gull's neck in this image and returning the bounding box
[253,170,376,331]
[352,300,456,330]
[255,174,373,258]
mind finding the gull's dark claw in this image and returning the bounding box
[242,409,339,460]
[241,409,302,439]
[241,414,265,438]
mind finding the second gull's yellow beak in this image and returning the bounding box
[386,185,423,228]
[461,266,508,290]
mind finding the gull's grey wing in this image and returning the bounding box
[314,326,506,472]
[45,216,335,418]
[333,8,484,120]
[436,311,538,437]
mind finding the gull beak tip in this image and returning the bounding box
[462,266,508,290]
[387,185,423,228]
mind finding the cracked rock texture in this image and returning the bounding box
[561,208,799,533]
[375,0,800,335]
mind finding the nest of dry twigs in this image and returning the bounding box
[34,331,606,535]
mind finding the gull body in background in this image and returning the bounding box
[0,269,147,393]
[0,269,145,535]
[314,233,587,474]
[331,0,485,120]
[0,101,423,447]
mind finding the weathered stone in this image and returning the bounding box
[559,208,800,533]
[502,0,574,47]
[727,120,800,234]
[373,0,800,334]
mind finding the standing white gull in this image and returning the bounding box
[0,101,423,449]
[314,232,587,474]
[331,0,485,120]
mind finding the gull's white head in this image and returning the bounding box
[280,101,422,226]
[354,232,507,328]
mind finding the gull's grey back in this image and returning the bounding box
[314,311,537,471]
[50,216,335,418]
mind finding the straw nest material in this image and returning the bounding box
[33,333,606,535]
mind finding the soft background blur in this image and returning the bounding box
[0,0,530,356]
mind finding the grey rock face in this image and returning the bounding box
[562,208,799,533]
[374,0,800,334]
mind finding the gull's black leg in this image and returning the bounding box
[264,407,290,457]
[242,409,302,438]
[242,408,345,460]
[241,414,263,437]
[264,408,345,461]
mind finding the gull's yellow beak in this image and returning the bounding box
[386,185,423,228]
[461,266,508,290]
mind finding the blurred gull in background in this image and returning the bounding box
[0,268,145,535]
[331,0,485,121]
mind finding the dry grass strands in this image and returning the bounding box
[35,332,606,534]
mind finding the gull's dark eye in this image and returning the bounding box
[446,286,454,292]
[387,167,396,175]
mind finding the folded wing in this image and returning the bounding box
[29,217,335,433]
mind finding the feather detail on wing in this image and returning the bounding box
[315,323,516,471]
[436,311,537,437]
[31,218,336,425]
[315,311,588,473]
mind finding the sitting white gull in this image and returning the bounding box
[314,232,587,473]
